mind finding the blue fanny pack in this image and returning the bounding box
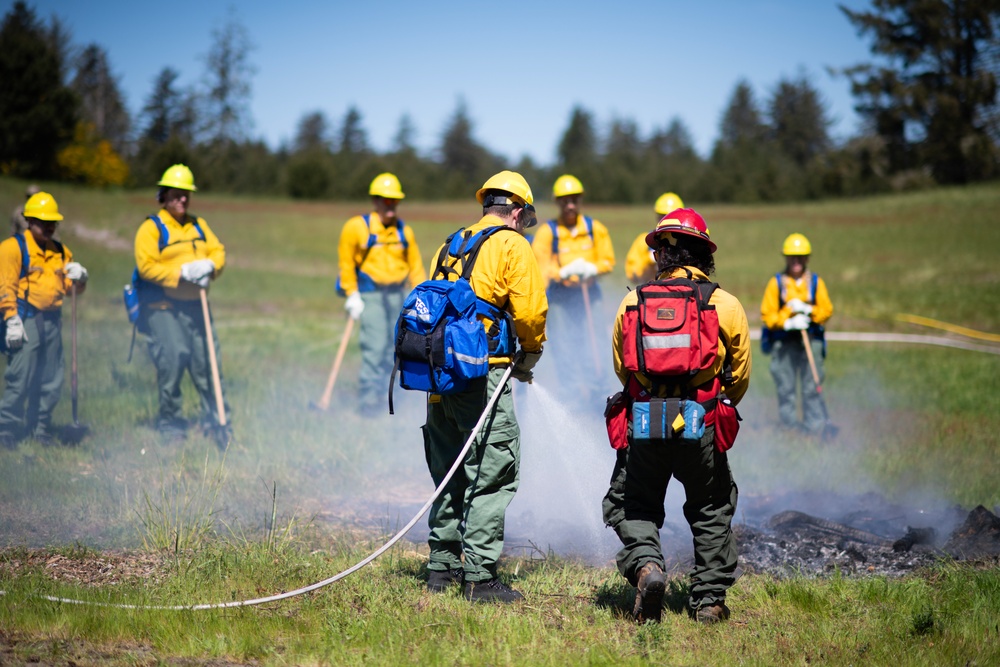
[632,398,707,441]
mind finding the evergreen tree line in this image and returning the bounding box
[2,1,998,202]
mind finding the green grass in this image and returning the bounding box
[0,177,999,665]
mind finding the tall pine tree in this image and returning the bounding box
[841,0,1000,183]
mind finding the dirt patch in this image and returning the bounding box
[69,222,133,253]
[0,630,255,666]
[0,548,171,588]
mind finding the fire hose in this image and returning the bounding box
[2,365,515,611]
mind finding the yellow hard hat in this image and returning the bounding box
[157,164,197,191]
[553,174,584,198]
[23,192,64,222]
[781,232,812,255]
[476,170,534,206]
[654,192,684,215]
[369,172,405,199]
[782,233,812,256]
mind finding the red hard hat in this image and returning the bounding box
[645,208,717,254]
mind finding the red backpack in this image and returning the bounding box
[622,270,720,385]
[609,269,741,453]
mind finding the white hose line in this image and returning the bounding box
[749,330,1000,356]
[6,365,515,611]
[823,331,1000,355]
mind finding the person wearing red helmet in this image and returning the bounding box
[602,208,751,625]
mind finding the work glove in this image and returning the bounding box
[783,313,811,331]
[5,315,26,351]
[64,261,88,283]
[180,259,216,288]
[578,261,599,280]
[558,258,584,281]
[345,291,365,320]
[558,257,594,281]
[786,299,814,315]
[512,349,542,383]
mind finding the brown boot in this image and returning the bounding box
[692,602,731,624]
[632,562,666,623]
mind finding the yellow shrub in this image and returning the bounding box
[57,122,129,187]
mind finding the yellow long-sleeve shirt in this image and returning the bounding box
[760,271,833,330]
[134,210,226,303]
[530,215,615,288]
[624,232,657,284]
[337,212,425,295]
[612,267,752,405]
[0,232,81,319]
[429,216,548,361]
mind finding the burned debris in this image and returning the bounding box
[724,498,1000,578]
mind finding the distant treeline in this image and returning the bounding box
[2,1,998,202]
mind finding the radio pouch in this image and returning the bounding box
[632,398,706,441]
[604,391,630,450]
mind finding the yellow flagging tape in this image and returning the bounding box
[895,314,1000,343]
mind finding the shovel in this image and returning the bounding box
[310,315,355,412]
[801,328,837,439]
[63,282,89,443]
[200,288,230,449]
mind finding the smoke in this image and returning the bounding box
[507,382,620,565]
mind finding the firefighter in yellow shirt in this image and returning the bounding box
[530,175,614,401]
[337,173,425,415]
[603,208,750,625]
[422,170,547,603]
[0,192,88,446]
[133,165,229,445]
[760,233,834,436]
[625,192,684,284]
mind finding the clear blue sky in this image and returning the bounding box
[13,0,875,164]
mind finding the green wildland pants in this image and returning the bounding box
[423,366,520,583]
[358,288,405,414]
[603,424,739,609]
[770,335,826,433]
[144,301,229,432]
[0,311,64,440]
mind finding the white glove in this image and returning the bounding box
[180,259,216,288]
[783,313,811,331]
[558,257,587,280]
[345,291,365,320]
[512,350,542,383]
[578,261,599,280]
[786,299,813,315]
[5,315,26,350]
[64,262,88,283]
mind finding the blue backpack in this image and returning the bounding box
[335,214,409,296]
[389,225,517,413]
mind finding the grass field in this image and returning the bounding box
[0,177,998,665]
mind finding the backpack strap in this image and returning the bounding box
[150,215,169,251]
[14,233,29,281]
[14,233,29,319]
[151,214,207,252]
[696,280,718,306]
[809,271,818,304]
[545,217,595,265]
[775,272,786,308]
[546,219,559,258]
[396,218,408,250]
[460,226,514,281]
